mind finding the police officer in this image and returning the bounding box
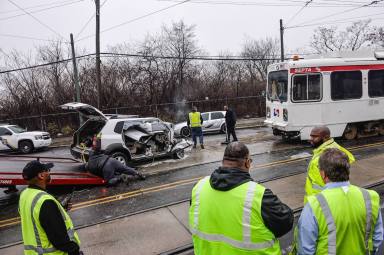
[19,160,82,255]
[304,126,355,204]
[187,106,204,149]
[297,148,383,254]
[189,142,293,254]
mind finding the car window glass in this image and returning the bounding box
[201,113,209,121]
[114,121,124,134]
[8,125,25,133]
[211,112,224,120]
[0,127,11,136]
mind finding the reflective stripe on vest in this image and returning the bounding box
[315,188,373,255]
[23,191,78,254]
[191,177,276,250]
[189,112,202,127]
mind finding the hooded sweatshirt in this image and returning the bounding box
[209,167,294,238]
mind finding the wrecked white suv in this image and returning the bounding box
[60,102,189,165]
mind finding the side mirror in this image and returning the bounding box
[4,131,12,136]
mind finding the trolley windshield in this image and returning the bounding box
[267,70,288,102]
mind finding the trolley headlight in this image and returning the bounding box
[266,107,271,118]
[283,109,288,121]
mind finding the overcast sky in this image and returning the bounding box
[0,0,383,57]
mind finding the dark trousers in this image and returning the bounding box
[227,125,238,142]
[103,158,137,185]
[191,127,204,145]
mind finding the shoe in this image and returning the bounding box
[120,174,130,183]
[136,172,146,180]
[193,144,197,149]
[201,144,205,149]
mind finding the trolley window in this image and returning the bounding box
[331,71,362,100]
[267,70,288,102]
[368,70,384,98]
[292,74,321,102]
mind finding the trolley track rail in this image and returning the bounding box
[1,139,384,249]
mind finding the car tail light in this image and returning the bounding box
[266,107,271,118]
[283,109,288,121]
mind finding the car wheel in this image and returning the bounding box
[111,152,129,165]
[220,123,227,134]
[174,149,185,159]
[180,127,191,137]
[19,141,34,154]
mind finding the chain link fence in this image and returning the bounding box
[0,96,265,137]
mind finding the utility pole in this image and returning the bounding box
[70,34,81,103]
[95,0,101,109]
[279,19,285,62]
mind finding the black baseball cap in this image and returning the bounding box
[22,160,54,180]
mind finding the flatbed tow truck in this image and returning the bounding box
[0,154,105,193]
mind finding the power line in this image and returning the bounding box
[286,12,384,28]
[288,0,384,28]
[76,0,191,42]
[0,0,84,21]
[158,0,382,7]
[0,33,69,43]
[285,0,313,26]
[0,53,95,74]
[0,0,82,15]
[75,0,108,39]
[100,52,282,61]
[7,0,67,41]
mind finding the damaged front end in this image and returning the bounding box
[122,120,191,161]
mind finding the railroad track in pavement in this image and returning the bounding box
[1,139,384,230]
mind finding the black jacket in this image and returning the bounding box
[209,167,294,238]
[225,109,236,127]
[86,150,110,176]
[28,185,80,255]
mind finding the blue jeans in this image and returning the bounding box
[191,127,203,145]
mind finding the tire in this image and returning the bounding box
[174,149,185,159]
[343,124,358,140]
[111,151,129,166]
[220,123,227,134]
[379,122,384,136]
[180,127,191,138]
[19,140,34,154]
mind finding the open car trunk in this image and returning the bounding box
[73,119,106,148]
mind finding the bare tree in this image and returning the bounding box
[241,37,279,82]
[310,19,379,53]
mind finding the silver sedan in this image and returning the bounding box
[174,111,227,137]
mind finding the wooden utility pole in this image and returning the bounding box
[70,33,81,103]
[95,0,101,109]
[280,19,285,62]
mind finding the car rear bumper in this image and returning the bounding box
[70,146,91,161]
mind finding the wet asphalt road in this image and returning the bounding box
[2,128,384,248]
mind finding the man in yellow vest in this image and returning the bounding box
[187,106,204,149]
[19,160,82,255]
[189,142,293,255]
[304,126,355,204]
[297,148,383,254]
